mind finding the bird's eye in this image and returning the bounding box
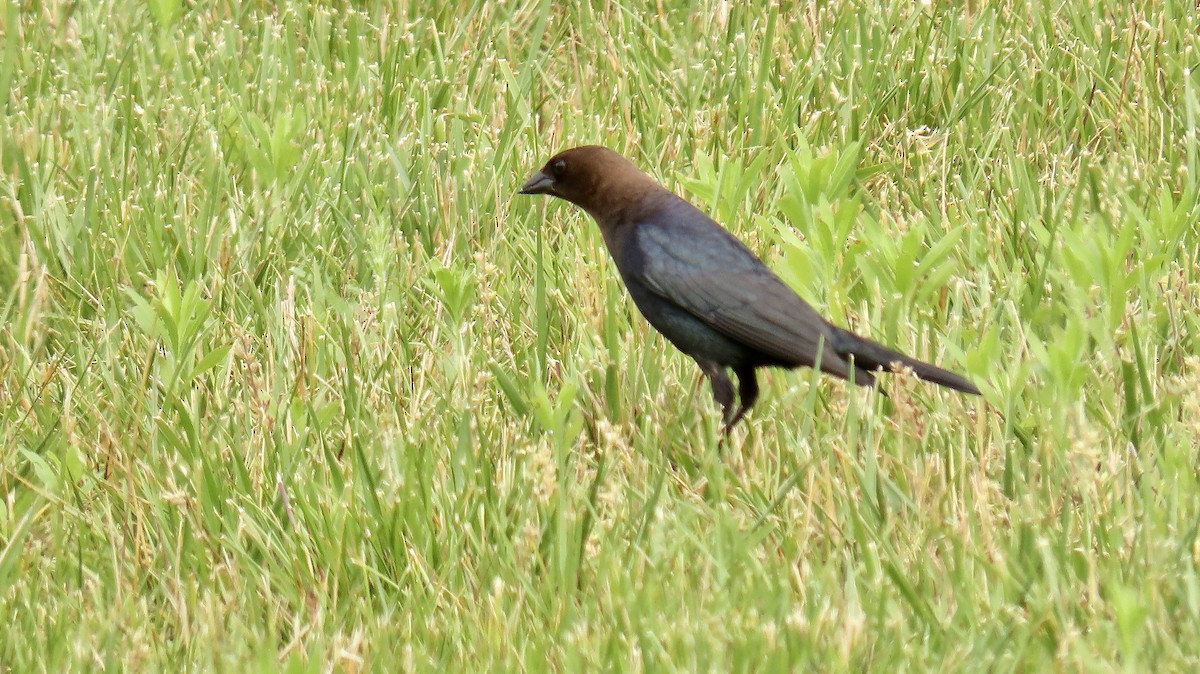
[550,158,567,176]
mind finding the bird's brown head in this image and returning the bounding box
[519,146,663,219]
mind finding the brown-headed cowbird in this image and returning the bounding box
[519,145,980,431]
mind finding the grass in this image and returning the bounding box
[2,0,1199,670]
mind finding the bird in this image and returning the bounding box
[518,145,980,433]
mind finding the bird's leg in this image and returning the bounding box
[723,365,759,433]
[697,360,735,426]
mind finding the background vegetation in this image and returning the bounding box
[2,0,1199,670]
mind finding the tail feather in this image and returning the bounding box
[829,326,980,395]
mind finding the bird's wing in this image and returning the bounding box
[632,219,843,370]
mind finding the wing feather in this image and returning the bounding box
[634,221,845,371]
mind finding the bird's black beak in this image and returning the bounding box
[518,170,554,195]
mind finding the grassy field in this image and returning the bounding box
[2,0,1199,671]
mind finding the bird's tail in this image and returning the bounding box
[829,326,981,395]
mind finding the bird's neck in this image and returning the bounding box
[582,180,672,225]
